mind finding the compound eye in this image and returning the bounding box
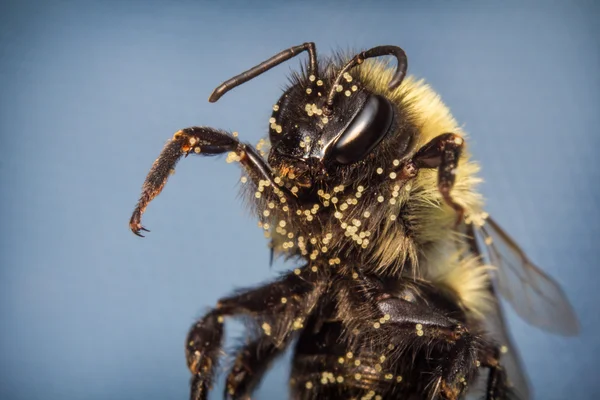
[330,94,394,164]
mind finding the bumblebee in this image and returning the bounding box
[129,42,579,400]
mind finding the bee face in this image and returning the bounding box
[267,78,400,189]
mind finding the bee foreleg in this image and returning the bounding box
[411,133,465,224]
[129,126,293,236]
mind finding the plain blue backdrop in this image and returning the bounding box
[1,1,599,399]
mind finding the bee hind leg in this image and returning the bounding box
[479,347,514,400]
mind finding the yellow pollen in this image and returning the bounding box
[261,322,272,335]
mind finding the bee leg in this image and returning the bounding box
[186,268,325,400]
[410,133,465,224]
[224,336,287,399]
[375,298,478,400]
[339,276,479,400]
[484,365,510,400]
[129,126,294,236]
[479,347,512,400]
[290,350,398,400]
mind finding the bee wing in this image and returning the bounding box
[464,222,531,399]
[475,217,579,336]
[482,292,532,399]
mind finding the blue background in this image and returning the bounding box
[1,1,599,399]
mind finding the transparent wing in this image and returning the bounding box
[482,293,532,400]
[465,223,531,400]
[474,216,580,336]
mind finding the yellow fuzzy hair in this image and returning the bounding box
[360,62,493,318]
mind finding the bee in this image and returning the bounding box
[129,42,579,400]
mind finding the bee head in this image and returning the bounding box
[267,83,396,187]
[208,43,408,190]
